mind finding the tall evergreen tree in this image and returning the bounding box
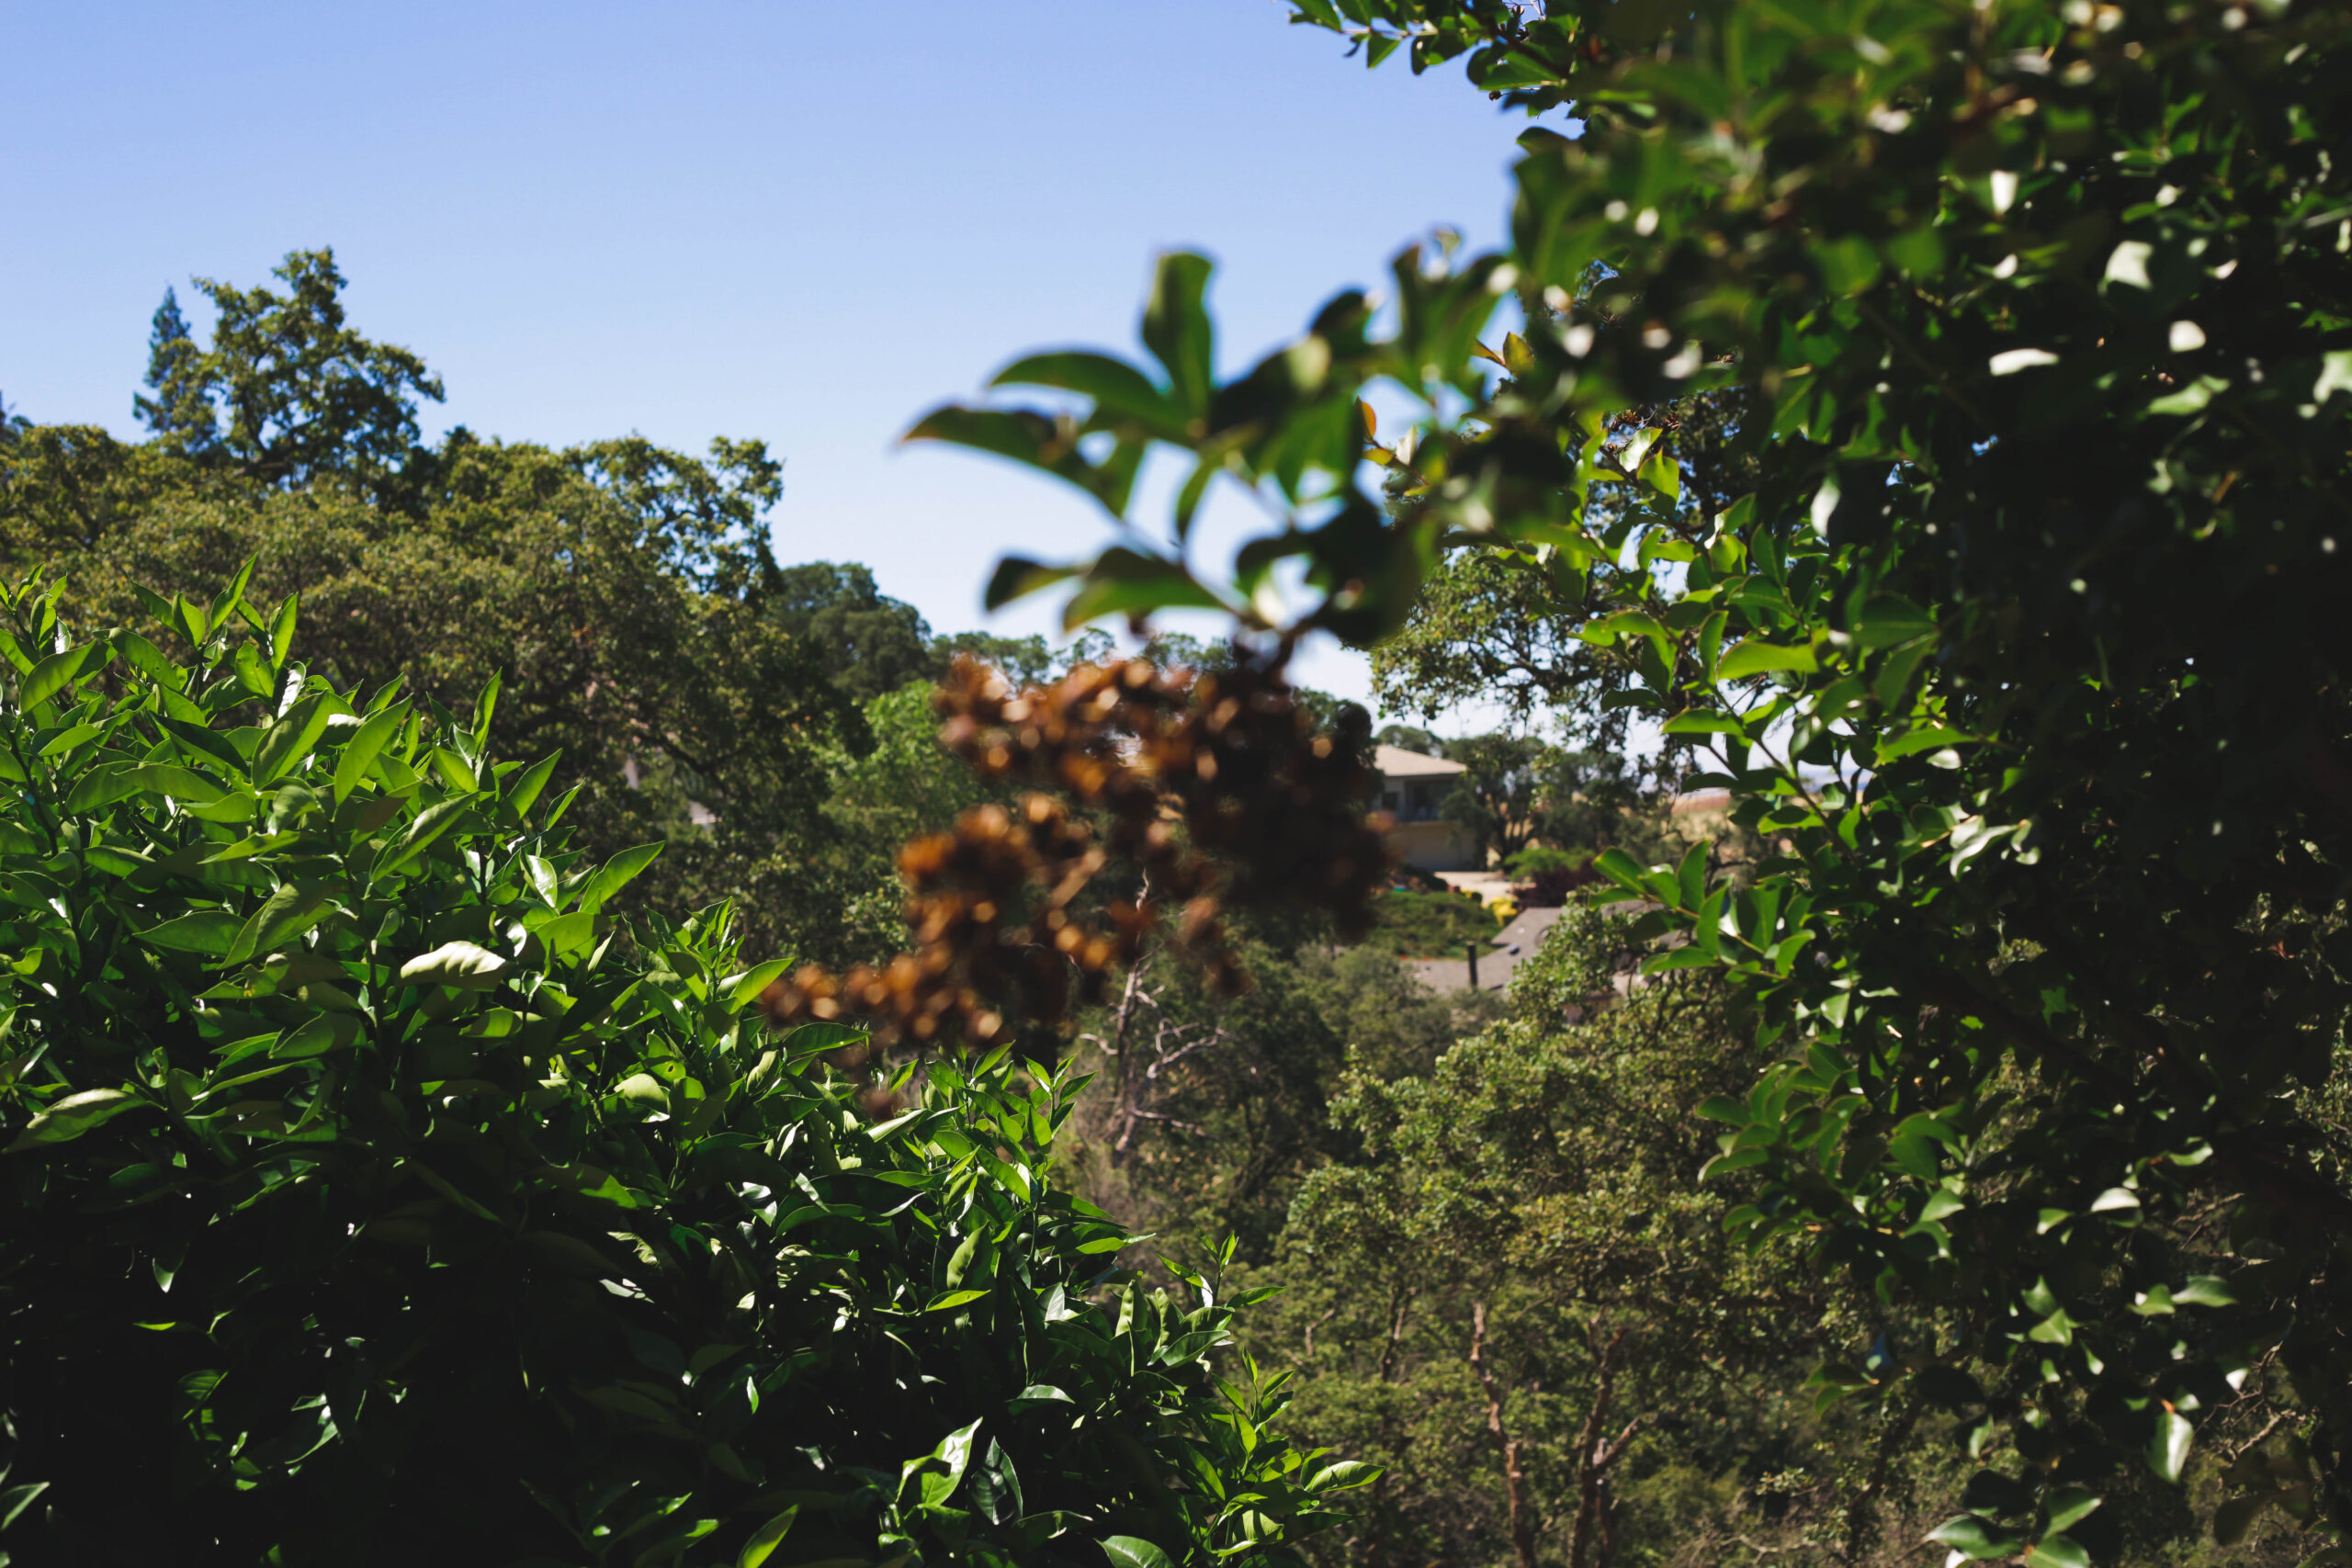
[130,285,214,448]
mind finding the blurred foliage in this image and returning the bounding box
[1360,889,1499,961]
[916,0,2352,1556]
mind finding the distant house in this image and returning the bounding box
[1373,745,1479,871]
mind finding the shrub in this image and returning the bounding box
[0,570,1346,1565]
[1500,844,1586,881]
[1361,890,1498,959]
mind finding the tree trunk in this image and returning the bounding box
[1569,1322,1641,1568]
[1470,1300,1540,1568]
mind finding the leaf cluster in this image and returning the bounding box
[0,570,1329,1566]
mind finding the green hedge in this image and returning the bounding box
[0,569,1353,1565]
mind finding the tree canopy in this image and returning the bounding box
[911,0,2352,1557]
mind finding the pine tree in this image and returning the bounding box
[131,285,215,451]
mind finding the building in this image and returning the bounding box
[1373,745,1479,871]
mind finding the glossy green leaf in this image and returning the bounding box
[736,1506,798,1568]
[1100,1535,1178,1568]
[1928,1516,2022,1562]
[141,910,247,957]
[332,705,405,804]
[6,1088,149,1152]
[1714,640,1816,680]
[2150,1411,2193,1483]
[576,840,664,911]
[19,641,107,711]
[2025,1536,2090,1568]
[252,696,334,787]
[400,941,512,991]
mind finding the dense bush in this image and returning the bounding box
[1361,890,1498,960]
[0,570,1348,1565]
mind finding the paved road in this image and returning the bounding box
[1404,906,1566,994]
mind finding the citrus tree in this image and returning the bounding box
[0,568,1357,1565]
[910,0,2352,1557]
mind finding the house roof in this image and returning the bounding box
[1374,744,1468,779]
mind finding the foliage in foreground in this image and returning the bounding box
[911,0,2352,1556]
[0,571,1346,1565]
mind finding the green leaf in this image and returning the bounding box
[1141,251,1216,419]
[499,750,560,820]
[253,696,334,787]
[983,556,1080,613]
[1852,595,1935,649]
[20,641,108,711]
[2149,376,2227,415]
[1308,1461,1380,1492]
[576,840,664,911]
[927,1288,990,1313]
[0,1480,50,1529]
[1716,639,1816,680]
[431,746,479,795]
[141,910,247,957]
[2025,1538,2090,1568]
[736,1506,799,1568]
[1101,1536,1178,1568]
[274,1010,362,1059]
[2149,1410,2193,1483]
[114,630,183,689]
[1928,1515,2022,1561]
[1060,547,1232,631]
[62,764,143,816]
[1589,848,1650,897]
[783,1022,867,1059]
[1662,708,1745,735]
[332,705,406,804]
[230,883,331,965]
[127,763,228,804]
[901,408,1138,516]
[533,909,597,960]
[2173,1275,2236,1307]
[267,592,299,666]
[2046,1487,2101,1534]
[1008,1384,1072,1412]
[725,959,795,1009]
[1675,840,1708,910]
[374,796,469,877]
[994,351,1181,434]
[7,1088,150,1152]
[1878,726,1978,763]
[401,941,512,992]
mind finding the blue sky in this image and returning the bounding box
[2,1,1536,720]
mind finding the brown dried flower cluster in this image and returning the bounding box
[758,648,1389,1055]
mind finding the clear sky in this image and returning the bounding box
[2,1,1536,722]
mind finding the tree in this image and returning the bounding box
[137,247,444,493]
[935,629,1058,689]
[1062,931,1498,1266]
[132,285,212,446]
[1439,733,1550,865]
[1371,723,1443,758]
[909,0,2352,1554]
[3,252,894,964]
[42,429,865,964]
[763,560,943,703]
[0,569,1339,1566]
